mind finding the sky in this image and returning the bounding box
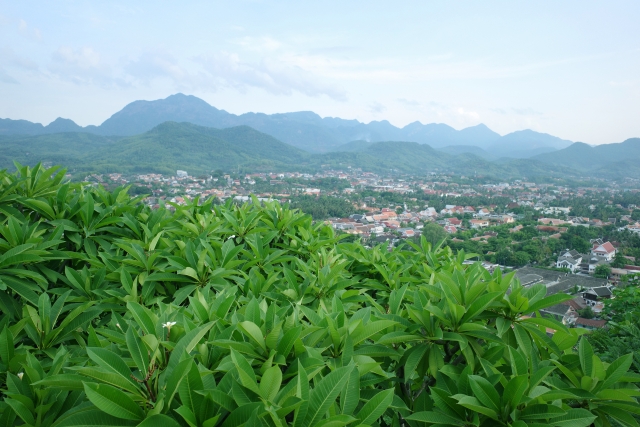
[1,1,639,144]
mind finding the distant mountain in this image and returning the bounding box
[533,138,640,174]
[0,93,578,156]
[488,129,572,158]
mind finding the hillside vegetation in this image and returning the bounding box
[0,163,639,427]
[0,123,309,175]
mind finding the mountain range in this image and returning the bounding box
[0,93,638,179]
[0,93,573,158]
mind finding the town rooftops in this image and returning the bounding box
[574,318,607,328]
[593,241,616,254]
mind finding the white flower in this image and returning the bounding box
[17,372,24,380]
[116,323,122,330]
[227,235,236,240]
[162,322,177,329]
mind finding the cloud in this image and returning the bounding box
[457,107,480,121]
[369,102,386,114]
[125,49,214,91]
[233,36,282,52]
[196,51,347,100]
[0,47,39,84]
[397,98,421,107]
[18,19,42,42]
[50,46,128,88]
[511,107,542,115]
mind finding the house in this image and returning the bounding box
[444,225,457,234]
[445,217,462,227]
[475,208,491,217]
[582,286,613,305]
[538,218,568,226]
[499,215,515,224]
[556,249,582,273]
[574,318,607,330]
[579,256,609,275]
[469,219,489,229]
[510,225,523,233]
[591,241,616,261]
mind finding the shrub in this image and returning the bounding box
[0,164,639,427]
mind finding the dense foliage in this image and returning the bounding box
[289,195,356,220]
[1,163,639,427]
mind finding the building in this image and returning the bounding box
[556,249,582,273]
[591,241,616,261]
[176,170,188,178]
[582,286,613,306]
[469,219,489,229]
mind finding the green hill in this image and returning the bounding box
[0,122,634,179]
[533,138,640,177]
[0,122,309,175]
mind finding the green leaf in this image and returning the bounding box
[600,353,633,391]
[549,408,596,427]
[230,348,261,395]
[136,414,181,427]
[355,388,394,426]
[86,347,135,383]
[405,411,465,426]
[53,408,137,427]
[238,321,266,353]
[455,396,499,420]
[503,375,528,410]
[304,365,354,427]
[32,374,85,390]
[165,358,194,409]
[126,326,149,375]
[340,366,360,416]
[5,398,35,426]
[83,382,145,421]
[578,338,595,378]
[527,293,574,313]
[350,320,398,345]
[468,375,500,412]
[312,414,357,427]
[259,365,282,402]
[178,362,204,418]
[167,321,215,372]
[0,326,14,364]
[126,302,156,336]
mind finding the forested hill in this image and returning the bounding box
[1,121,640,179]
[533,138,640,175]
[0,122,309,175]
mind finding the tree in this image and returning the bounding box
[512,250,531,266]
[422,222,447,247]
[578,306,595,319]
[611,251,627,268]
[603,283,640,322]
[594,263,612,278]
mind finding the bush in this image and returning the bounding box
[0,164,639,427]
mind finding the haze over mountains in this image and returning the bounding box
[0,93,638,179]
[1,93,574,158]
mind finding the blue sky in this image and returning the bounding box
[1,1,639,144]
